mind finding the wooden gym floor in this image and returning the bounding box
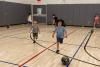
[0,24,100,67]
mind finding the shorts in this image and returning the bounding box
[57,37,63,43]
[33,33,38,38]
[28,21,32,24]
[94,22,99,27]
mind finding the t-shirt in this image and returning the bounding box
[53,17,58,26]
[95,16,99,24]
[28,15,32,22]
[32,25,39,33]
[54,26,66,38]
[95,16,99,20]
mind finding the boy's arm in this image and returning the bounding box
[64,28,67,38]
[52,28,57,38]
[30,27,33,33]
[30,23,33,33]
[64,31,67,38]
[52,31,55,38]
[38,26,40,33]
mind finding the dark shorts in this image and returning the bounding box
[33,33,38,38]
[95,24,99,28]
[57,37,63,43]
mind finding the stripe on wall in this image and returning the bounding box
[0,1,31,26]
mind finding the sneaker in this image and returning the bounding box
[56,50,59,54]
[33,40,36,43]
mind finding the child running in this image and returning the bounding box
[32,20,40,43]
[52,19,67,54]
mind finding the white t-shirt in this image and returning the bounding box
[28,15,32,22]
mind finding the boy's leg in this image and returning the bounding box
[56,42,60,53]
[36,33,38,39]
[95,24,99,28]
[57,42,59,50]
[33,33,36,43]
[56,37,60,53]
[56,38,63,53]
[93,22,96,29]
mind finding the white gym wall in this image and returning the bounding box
[35,0,100,4]
[4,0,32,4]
[2,0,100,4]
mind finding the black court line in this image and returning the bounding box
[68,30,91,66]
[2,27,78,41]
[0,23,30,39]
[33,36,100,67]
[18,29,78,66]
[7,34,100,50]
[0,25,78,39]
[0,28,93,66]
[0,60,19,66]
[29,29,100,67]
[0,25,28,36]
[38,39,100,50]
[0,27,76,39]
[7,35,100,50]
[0,30,27,39]
[0,26,76,66]
[84,30,100,61]
[0,31,99,66]
[18,42,56,67]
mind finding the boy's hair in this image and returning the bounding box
[28,12,31,15]
[52,14,58,22]
[52,14,55,17]
[54,17,58,21]
[57,19,66,27]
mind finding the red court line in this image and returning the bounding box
[11,29,77,64]
[18,42,56,67]
[18,29,78,67]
